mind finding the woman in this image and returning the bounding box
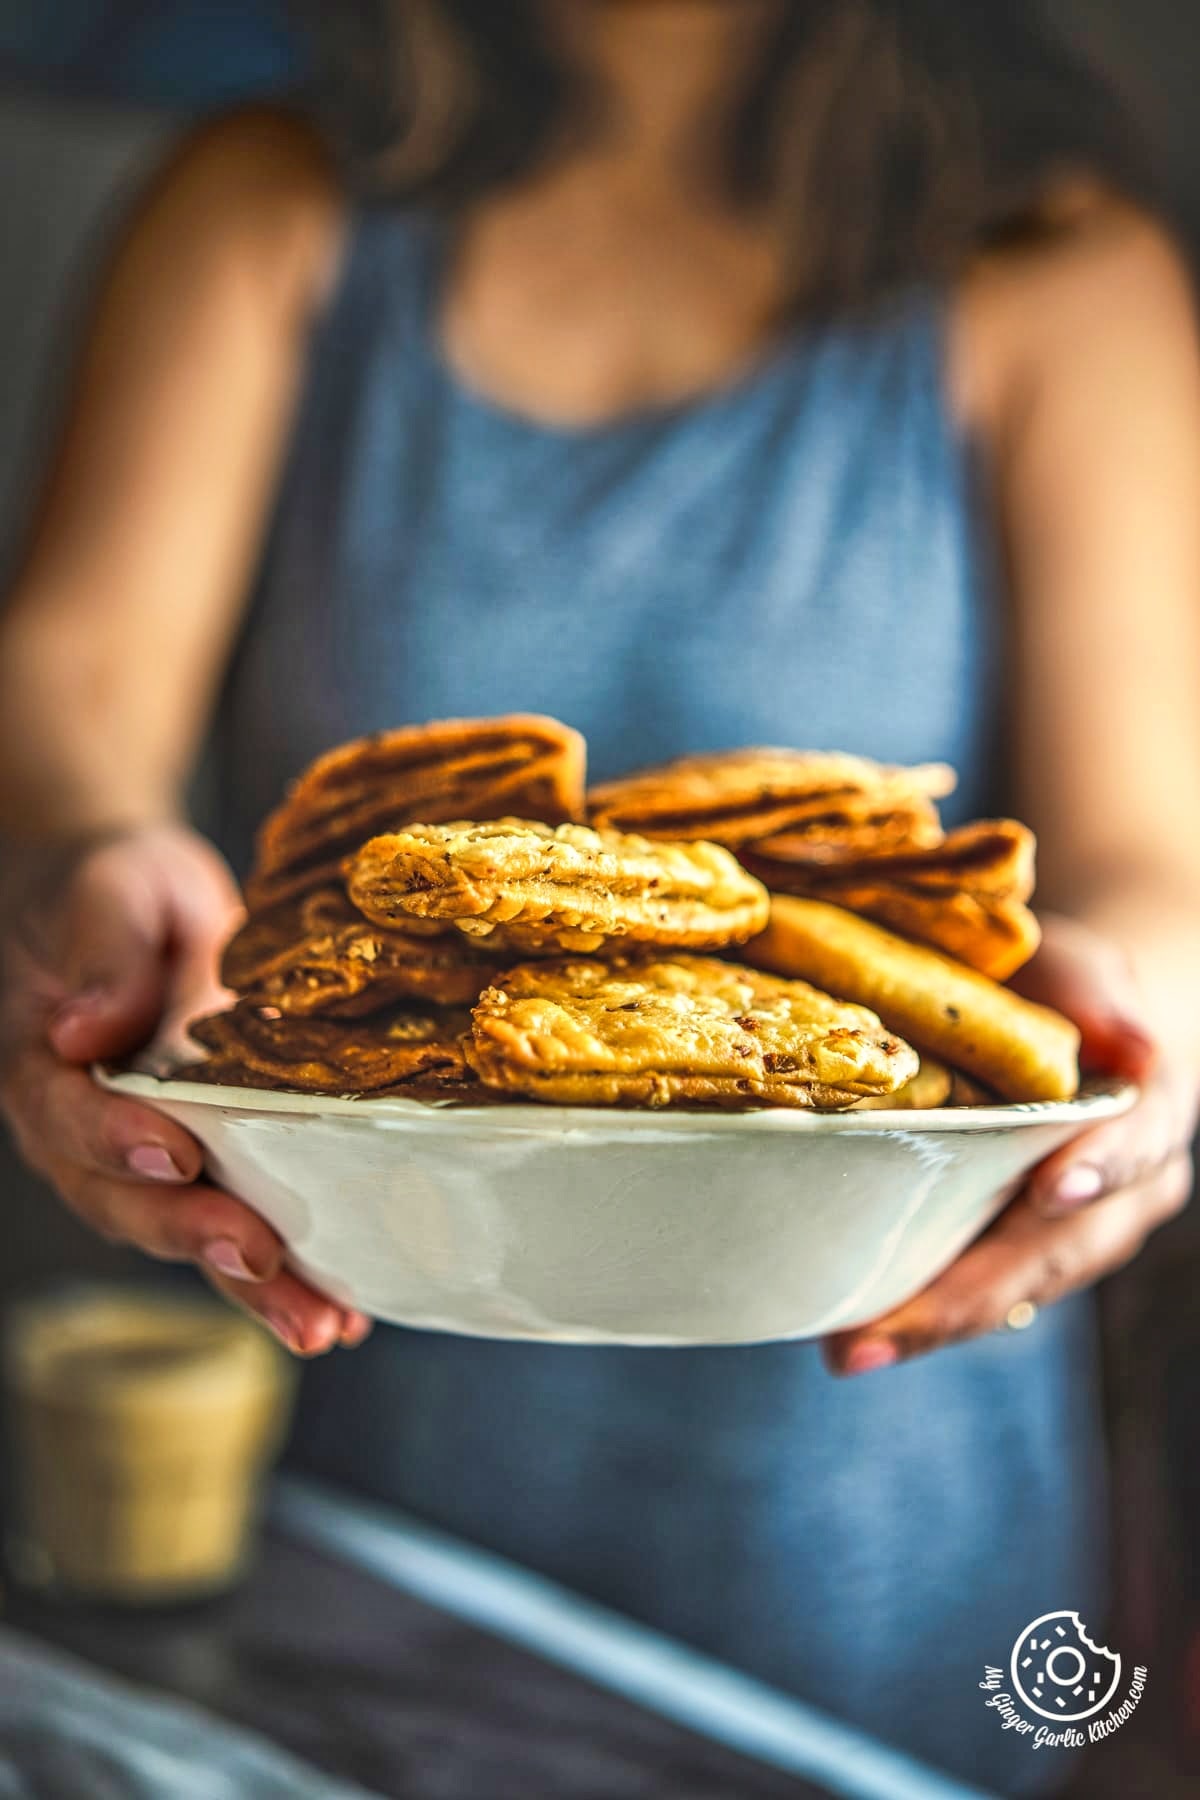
[2,2,1199,1787]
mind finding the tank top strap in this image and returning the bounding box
[322,204,443,366]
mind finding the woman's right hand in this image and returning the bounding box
[0,823,371,1356]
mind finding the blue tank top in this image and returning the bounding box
[216,210,1105,1795]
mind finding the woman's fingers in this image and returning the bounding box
[1026,1080,1178,1217]
[46,1156,284,1284]
[1,1043,205,1186]
[4,1043,284,1286]
[1011,915,1157,1082]
[45,846,174,1063]
[0,830,362,1358]
[46,1147,371,1356]
[201,1262,373,1357]
[2,1044,374,1359]
[1012,916,1139,1015]
[0,822,373,1362]
[826,1155,1192,1375]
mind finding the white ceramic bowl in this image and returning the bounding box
[98,1068,1135,1346]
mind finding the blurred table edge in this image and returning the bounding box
[271,1474,998,1800]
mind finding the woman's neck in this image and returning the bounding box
[554,0,784,179]
[438,4,791,426]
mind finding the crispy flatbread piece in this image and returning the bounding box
[221,889,358,991]
[247,714,586,907]
[947,1069,1000,1107]
[345,819,770,953]
[239,930,497,1016]
[221,886,499,1014]
[185,1001,472,1095]
[588,749,954,862]
[464,953,918,1108]
[746,897,1079,1103]
[177,1055,493,1105]
[745,820,1041,980]
[851,1056,954,1111]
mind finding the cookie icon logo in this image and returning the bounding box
[1010,1612,1122,1723]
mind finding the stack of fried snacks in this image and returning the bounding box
[746,897,1079,1104]
[185,716,587,1096]
[185,718,1079,1108]
[588,745,1076,1104]
[741,819,1041,981]
[335,819,915,1110]
[339,819,919,1109]
[247,714,586,908]
[221,888,503,1016]
[589,752,1043,983]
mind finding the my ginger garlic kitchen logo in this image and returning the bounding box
[979,1611,1147,1750]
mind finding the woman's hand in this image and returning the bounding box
[0,824,371,1357]
[824,915,1196,1376]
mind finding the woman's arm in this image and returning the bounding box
[830,199,1200,1372]
[0,107,340,835]
[985,201,1200,1068]
[0,111,363,1356]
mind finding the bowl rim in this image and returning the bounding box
[95,1065,1138,1138]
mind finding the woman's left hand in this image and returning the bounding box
[824,916,1197,1377]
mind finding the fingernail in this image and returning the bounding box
[261,1309,302,1354]
[840,1340,900,1376]
[1044,1164,1104,1215]
[202,1238,257,1281]
[340,1314,373,1349]
[126,1144,186,1182]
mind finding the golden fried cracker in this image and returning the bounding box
[851,1055,953,1111]
[587,749,953,860]
[745,897,1079,1103]
[246,715,585,907]
[745,820,1040,979]
[186,1001,471,1094]
[258,929,499,1015]
[220,888,358,992]
[345,819,770,953]
[464,952,918,1109]
[177,1053,495,1105]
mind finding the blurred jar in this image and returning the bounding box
[2,1286,295,1603]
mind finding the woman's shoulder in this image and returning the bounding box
[125,106,347,326]
[949,185,1199,442]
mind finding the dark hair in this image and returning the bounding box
[292,0,1154,316]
